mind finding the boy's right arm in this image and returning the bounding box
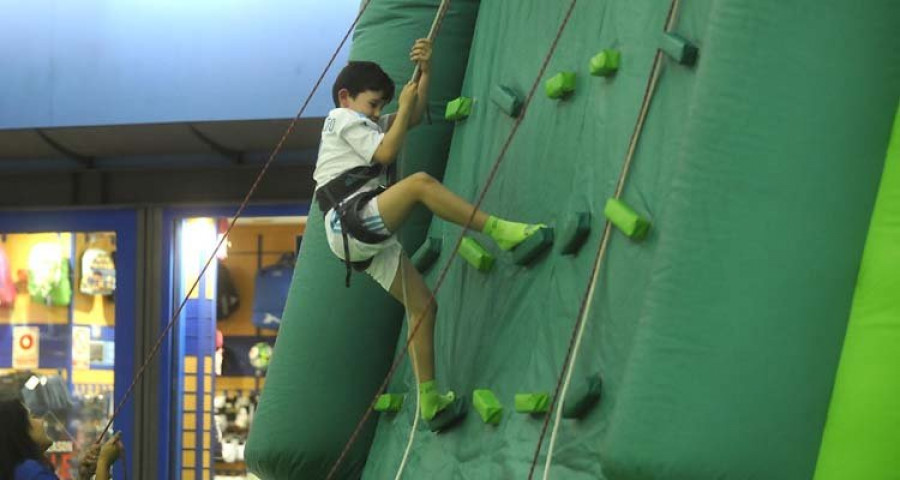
[372,81,418,166]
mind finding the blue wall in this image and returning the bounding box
[0,0,358,128]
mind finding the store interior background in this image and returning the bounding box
[0,211,306,479]
[0,1,356,478]
[0,231,117,475]
[175,214,306,479]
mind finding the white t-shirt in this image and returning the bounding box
[313,108,393,193]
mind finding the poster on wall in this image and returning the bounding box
[72,326,91,370]
[13,326,40,369]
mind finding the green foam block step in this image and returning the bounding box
[374,393,405,413]
[560,212,591,255]
[562,373,602,419]
[458,237,494,272]
[604,198,651,240]
[512,227,554,265]
[589,49,621,77]
[515,392,550,414]
[426,396,468,433]
[412,237,442,273]
[660,32,698,66]
[445,96,473,121]
[491,85,523,117]
[545,72,576,99]
[472,389,503,425]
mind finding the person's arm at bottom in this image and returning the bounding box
[77,445,100,480]
[94,432,123,480]
[95,459,112,480]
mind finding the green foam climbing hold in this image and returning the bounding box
[412,237,442,273]
[512,227,554,265]
[490,85,523,117]
[545,72,576,99]
[660,32,698,66]
[426,396,468,433]
[445,96,473,121]
[515,392,550,414]
[562,373,602,419]
[472,389,503,425]
[374,393,405,413]
[458,237,494,272]
[604,198,651,240]
[560,212,591,255]
[589,49,621,77]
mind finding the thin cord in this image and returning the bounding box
[530,1,682,478]
[393,254,419,480]
[393,2,450,478]
[325,1,579,478]
[96,0,376,444]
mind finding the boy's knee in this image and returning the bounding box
[410,172,438,192]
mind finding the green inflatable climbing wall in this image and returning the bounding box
[247,0,900,478]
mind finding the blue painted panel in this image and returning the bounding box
[0,0,358,128]
[0,329,10,366]
[158,203,302,478]
[0,323,84,370]
[36,325,70,369]
[0,208,138,479]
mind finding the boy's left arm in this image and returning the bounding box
[409,70,430,127]
[409,38,432,127]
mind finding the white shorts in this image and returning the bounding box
[324,193,402,291]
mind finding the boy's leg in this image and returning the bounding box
[388,253,436,382]
[377,172,543,250]
[377,172,489,233]
[387,253,454,420]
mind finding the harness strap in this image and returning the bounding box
[333,187,391,287]
[316,164,384,214]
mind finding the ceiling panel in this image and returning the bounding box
[0,117,324,162]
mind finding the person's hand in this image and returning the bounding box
[98,431,124,466]
[77,444,100,480]
[398,81,419,110]
[410,38,433,73]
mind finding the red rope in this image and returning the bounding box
[325,1,580,478]
[97,0,376,444]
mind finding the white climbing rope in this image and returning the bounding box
[393,2,451,478]
[393,265,421,480]
[541,1,682,478]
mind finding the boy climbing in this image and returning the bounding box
[313,38,542,424]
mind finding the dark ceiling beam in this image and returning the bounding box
[34,128,95,168]
[187,124,244,163]
[0,164,315,207]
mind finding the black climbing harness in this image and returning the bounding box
[316,164,394,287]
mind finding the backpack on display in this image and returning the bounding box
[0,244,15,307]
[80,248,116,296]
[28,241,72,307]
[217,261,240,320]
[251,254,295,329]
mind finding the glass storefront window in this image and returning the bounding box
[0,231,117,479]
[168,215,301,479]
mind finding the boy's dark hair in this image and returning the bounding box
[332,61,395,107]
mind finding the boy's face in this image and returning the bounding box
[339,89,387,122]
